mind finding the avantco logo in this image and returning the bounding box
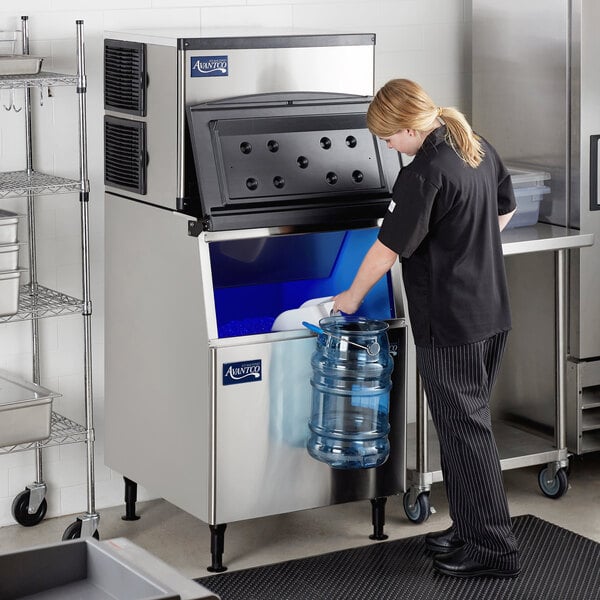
[190,55,229,78]
[223,359,262,386]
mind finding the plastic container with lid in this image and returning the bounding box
[506,166,552,229]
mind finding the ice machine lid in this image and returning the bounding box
[186,91,401,231]
[105,27,374,48]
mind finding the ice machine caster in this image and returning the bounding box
[538,465,569,499]
[11,487,47,527]
[403,490,431,524]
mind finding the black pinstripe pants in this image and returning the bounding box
[416,330,520,571]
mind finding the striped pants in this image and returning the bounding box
[416,331,520,571]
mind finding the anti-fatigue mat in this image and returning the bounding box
[197,515,600,600]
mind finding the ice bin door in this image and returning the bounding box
[212,323,406,524]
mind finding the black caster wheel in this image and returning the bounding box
[62,519,100,541]
[11,489,47,527]
[403,491,431,524]
[538,466,569,499]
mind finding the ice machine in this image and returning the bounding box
[103,28,407,571]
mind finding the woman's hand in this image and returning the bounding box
[332,290,363,315]
[332,240,398,315]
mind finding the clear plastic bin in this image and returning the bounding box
[506,166,552,229]
[508,166,551,188]
[506,185,551,229]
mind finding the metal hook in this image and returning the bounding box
[3,89,12,111]
[3,89,21,112]
[12,89,22,113]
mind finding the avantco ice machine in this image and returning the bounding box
[103,29,407,571]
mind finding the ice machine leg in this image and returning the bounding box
[208,523,227,572]
[122,476,141,521]
[369,497,388,540]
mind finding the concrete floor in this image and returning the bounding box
[0,453,600,577]
[0,453,599,581]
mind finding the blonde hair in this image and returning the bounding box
[366,79,484,168]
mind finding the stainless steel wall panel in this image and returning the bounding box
[472,0,569,227]
[573,0,600,359]
[473,0,600,453]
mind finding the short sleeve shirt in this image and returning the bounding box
[378,126,516,347]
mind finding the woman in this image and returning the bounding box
[333,79,519,578]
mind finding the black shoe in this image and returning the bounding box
[433,546,520,578]
[425,526,464,554]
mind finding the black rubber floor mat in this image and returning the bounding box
[197,515,600,600]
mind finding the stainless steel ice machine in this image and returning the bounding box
[104,29,407,572]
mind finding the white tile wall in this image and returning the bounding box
[0,0,471,529]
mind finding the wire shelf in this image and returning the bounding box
[0,284,82,323]
[0,170,80,198]
[0,71,77,89]
[0,411,87,454]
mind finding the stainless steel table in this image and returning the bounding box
[403,224,595,523]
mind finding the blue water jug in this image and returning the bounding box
[306,316,393,469]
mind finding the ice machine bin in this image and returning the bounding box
[105,195,407,569]
[209,228,394,338]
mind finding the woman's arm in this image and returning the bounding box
[498,208,517,232]
[332,239,398,314]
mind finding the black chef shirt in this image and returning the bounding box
[378,125,516,347]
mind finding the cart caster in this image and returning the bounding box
[11,489,47,527]
[403,491,431,524]
[62,519,100,541]
[538,466,569,499]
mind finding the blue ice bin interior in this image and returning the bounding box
[210,227,394,338]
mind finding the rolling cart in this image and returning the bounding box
[0,16,98,539]
[403,225,594,523]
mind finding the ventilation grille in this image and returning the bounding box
[104,116,147,195]
[104,39,146,116]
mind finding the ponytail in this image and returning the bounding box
[367,79,485,168]
[438,106,485,168]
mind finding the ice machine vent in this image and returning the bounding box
[104,39,147,116]
[104,116,147,195]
